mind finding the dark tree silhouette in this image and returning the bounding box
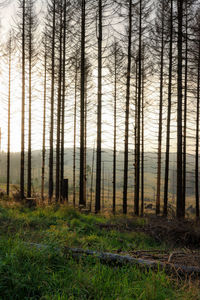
[26,0,37,198]
[41,33,47,201]
[95,0,103,213]
[6,33,12,197]
[20,0,26,200]
[156,0,165,216]
[164,0,173,216]
[55,0,63,202]
[48,0,56,203]
[123,0,132,215]
[79,0,86,207]
[177,0,184,218]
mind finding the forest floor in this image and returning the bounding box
[0,200,200,299]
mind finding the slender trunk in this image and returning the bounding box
[56,3,63,202]
[7,36,11,196]
[79,0,86,206]
[102,161,104,210]
[134,0,142,216]
[27,4,33,198]
[41,37,47,201]
[195,39,200,219]
[134,61,138,210]
[107,173,110,204]
[182,1,188,217]
[156,1,164,215]
[177,0,183,218]
[95,0,102,213]
[0,128,1,152]
[163,0,173,216]
[141,55,144,217]
[73,54,78,207]
[20,0,25,200]
[90,143,95,211]
[49,0,56,202]
[113,46,117,214]
[60,0,67,202]
[123,0,132,214]
[84,68,88,205]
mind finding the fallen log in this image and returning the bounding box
[64,247,200,276]
[27,243,200,277]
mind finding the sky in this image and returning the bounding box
[0,0,197,157]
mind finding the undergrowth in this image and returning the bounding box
[0,201,199,299]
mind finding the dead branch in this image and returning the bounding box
[27,243,200,277]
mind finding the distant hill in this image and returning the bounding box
[0,149,197,199]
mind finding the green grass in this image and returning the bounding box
[0,204,162,252]
[0,201,199,299]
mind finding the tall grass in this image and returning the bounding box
[0,202,199,299]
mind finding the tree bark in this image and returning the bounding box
[113,44,117,214]
[56,2,63,202]
[79,0,86,207]
[141,54,145,217]
[195,38,200,219]
[20,0,25,200]
[41,35,47,202]
[7,34,11,197]
[84,66,88,206]
[182,0,188,217]
[177,0,184,218]
[90,143,95,211]
[27,0,33,198]
[95,0,103,213]
[163,0,173,217]
[73,52,78,208]
[49,0,56,203]
[123,0,132,215]
[60,0,67,203]
[156,1,164,215]
[134,0,142,216]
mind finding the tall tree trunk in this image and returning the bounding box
[79,0,86,207]
[56,2,63,202]
[195,39,200,219]
[113,45,117,214]
[134,60,138,212]
[123,0,132,215]
[27,2,33,198]
[163,0,173,216]
[41,36,47,202]
[73,53,78,207]
[0,128,1,152]
[60,0,67,202]
[20,0,25,200]
[182,0,188,217]
[107,173,110,204]
[134,0,142,216]
[102,161,104,210]
[90,143,95,211]
[84,67,88,205]
[141,54,144,217]
[95,0,103,213]
[177,0,183,218]
[49,0,56,203]
[156,1,164,215]
[7,35,11,197]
